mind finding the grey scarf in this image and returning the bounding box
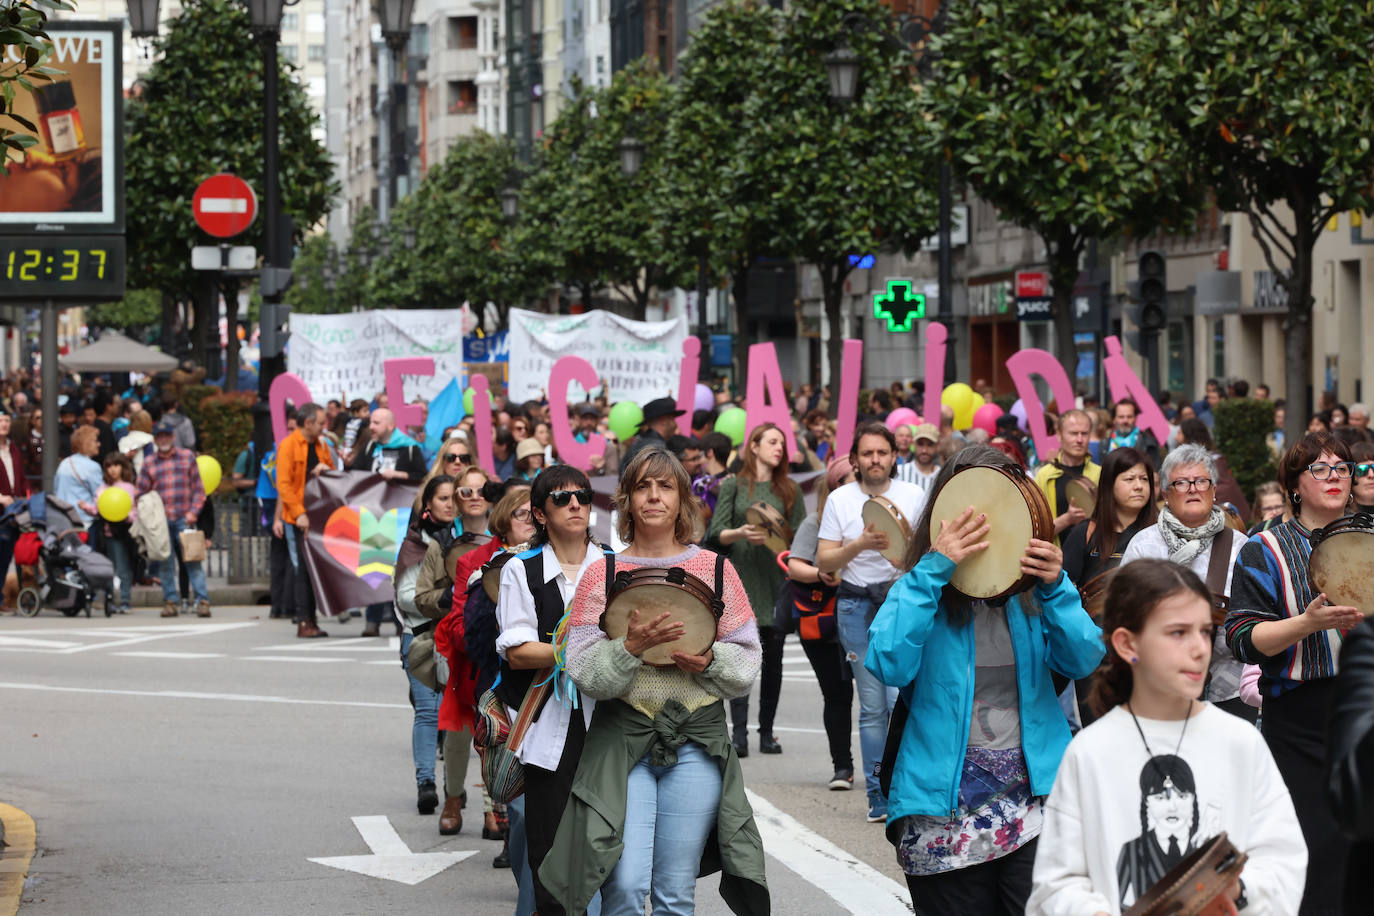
[1158,505,1227,566]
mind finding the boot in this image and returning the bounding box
[732,727,749,759]
[439,796,463,835]
[417,780,439,815]
[759,732,783,754]
[297,620,329,639]
[360,623,380,637]
[492,836,511,869]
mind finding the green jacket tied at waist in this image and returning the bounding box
[538,697,770,915]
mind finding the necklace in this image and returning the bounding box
[1127,699,1193,772]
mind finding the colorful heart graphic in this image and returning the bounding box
[322,505,412,589]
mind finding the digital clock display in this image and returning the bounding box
[0,235,125,300]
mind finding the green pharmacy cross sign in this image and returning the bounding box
[874,279,926,332]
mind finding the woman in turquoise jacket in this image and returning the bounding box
[866,445,1103,915]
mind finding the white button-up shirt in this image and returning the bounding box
[495,540,604,770]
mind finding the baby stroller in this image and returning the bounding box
[3,494,117,618]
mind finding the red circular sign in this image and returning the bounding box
[192,173,258,238]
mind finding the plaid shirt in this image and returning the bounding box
[137,446,207,523]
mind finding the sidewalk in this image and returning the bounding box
[0,803,36,916]
[128,578,270,609]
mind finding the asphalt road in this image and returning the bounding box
[0,607,914,915]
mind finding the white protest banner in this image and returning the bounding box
[507,308,689,406]
[287,308,473,403]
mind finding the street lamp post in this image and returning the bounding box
[126,0,160,39]
[377,0,416,212]
[825,3,953,381]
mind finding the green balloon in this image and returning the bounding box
[715,406,747,446]
[607,401,644,442]
[462,387,475,415]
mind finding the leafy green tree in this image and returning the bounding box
[744,0,941,399]
[0,0,72,168]
[1162,0,1374,445]
[921,0,1204,382]
[86,289,162,338]
[123,0,336,364]
[288,233,342,314]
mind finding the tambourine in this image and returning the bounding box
[860,495,912,566]
[928,464,1055,600]
[745,501,794,555]
[601,567,722,666]
[480,550,517,603]
[1124,832,1247,916]
[1065,477,1097,515]
[1308,512,1374,616]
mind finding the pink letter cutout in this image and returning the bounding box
[1005,348,1076,462]
[745,342,799,458]
[549,356,605,472]
[833,339,865,460]
[384,357,436,432]
[269,372,314,444]
[923,322,948,425]
[470,374,496,477]
[1102,335,1170,445]
[675,336,701,436]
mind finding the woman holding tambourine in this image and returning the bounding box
[866,445,1104,914]
[541,447,768,916]
[706,422,806,757]
[1223,431,1362,914]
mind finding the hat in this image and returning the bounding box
[826,456,854,490]
[911,423,939,443]
[576,402,600,417]
[59,399,79,414]
[640,397,686,427]
[515,438,544,462]
[153,419,177,436]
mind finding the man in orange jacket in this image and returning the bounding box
[276,402,336,638]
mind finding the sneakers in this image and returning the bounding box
[829,768,854,791]
[417,780,439,815]
[161,601,178,618]
[195,600,211,618]
[866,791,889,823]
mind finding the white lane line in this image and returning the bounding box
[0,681,410,709]
[0,636,84,649]
[113,651,226,659]
[252,642,397,652]
[242,655,352,663]
[365,659,398,666]
[746,789,912,915]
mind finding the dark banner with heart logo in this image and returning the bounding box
[303,471,419,619]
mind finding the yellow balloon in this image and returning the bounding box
[941,383,977,430]
[197,454,223,493]
[97,486,132,523]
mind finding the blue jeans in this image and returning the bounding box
[106,537,133,607]
[506,796,537,916]
[836,594,898,798]
[399,632,440,786]
[161,518,208,604]
[602,742,721,916]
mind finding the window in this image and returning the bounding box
[281,11,299,30]
[448,80,478,113]
[308,44,326,62]
[280,44,300,62]
[449,15,478,48]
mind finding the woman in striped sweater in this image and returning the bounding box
[540,446,768,916]
[1224,430,1363,914]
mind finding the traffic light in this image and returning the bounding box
[1136,249,1167,332]
[260,302,291,358]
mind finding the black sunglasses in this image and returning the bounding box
[547,488,593,507]
[444,453,471,463]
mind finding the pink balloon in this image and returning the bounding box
[694,383,714,413]
[972,402,1004,435]
[885,407,921,432]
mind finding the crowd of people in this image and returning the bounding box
[9,359,1374,915]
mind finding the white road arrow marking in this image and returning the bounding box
[308,816,476,885]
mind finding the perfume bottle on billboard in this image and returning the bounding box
[34,81,88,161]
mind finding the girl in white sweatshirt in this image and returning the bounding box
[1028,558,1306,916]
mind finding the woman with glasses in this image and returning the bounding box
[494,465,608,916]
[1224,431,1362,913]
[1119,444,1250,720]
[1247,481,1290,535]
[542,447,767,916]
[1350,442,1374,514]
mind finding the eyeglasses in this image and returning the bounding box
[1356,463,1374,479]
[512,507,532,522]
[457,486,482,499]
[444,453,470,464]
[1166,477,1214,493]
[1307,462,1355,481]
[547,488,593,507]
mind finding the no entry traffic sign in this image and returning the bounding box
[192,174,258,238]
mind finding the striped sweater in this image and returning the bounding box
[565,545,761,719]
[1224,518,1346,697]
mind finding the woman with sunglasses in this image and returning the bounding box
[707,421,805,757]
[453,465,491,537]
[1350,442,1374,515]
[1119,444,1249,722]
[413,434,474,511]
[494,465,607,916]
[542,447,767,916]
[1224,431,1362,913]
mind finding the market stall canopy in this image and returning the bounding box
[58,332,177,373]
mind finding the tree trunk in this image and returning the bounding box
[1046,226,1082,393]
[731,266,750,385]
[191,277,213,373]
[820,260,849,417]
[1283,212,1317,449]
[160,291,178,355]
[223,279,240,393]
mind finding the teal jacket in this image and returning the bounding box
[865,551,1103,822]
[538,698,770,915]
